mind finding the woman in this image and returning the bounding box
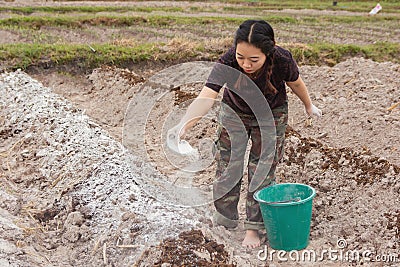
[168,19,321,248]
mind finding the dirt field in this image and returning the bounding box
[1,1,399,267]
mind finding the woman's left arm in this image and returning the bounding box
[286,75,322,117]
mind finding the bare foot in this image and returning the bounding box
[242,230,261,248]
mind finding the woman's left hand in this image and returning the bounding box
[305,104,322,118]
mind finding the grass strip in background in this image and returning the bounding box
[1,13,398,31]
[43,0,400,13]
[1,41,399,71]
[0,6,185,15]
[0,39,207,70]
[287,42,400,66]
[0,43,159,70]
[3,2,399,15]
[0,15,245,29]
[0,14,288,29]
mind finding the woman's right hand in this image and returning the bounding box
[167,123,199,155]
[167,123,186,140]
[166,124,183,154]
[305,104,322,118]
[166,86,218,153]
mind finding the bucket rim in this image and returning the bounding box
[253,183,316,206]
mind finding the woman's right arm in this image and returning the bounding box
[177,86,219,136]
[169,47,235,137]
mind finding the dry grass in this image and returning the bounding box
[111,38,138,47]
[204,37,233,51]
[165,37,200,52]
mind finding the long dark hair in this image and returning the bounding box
[235,20,277,94]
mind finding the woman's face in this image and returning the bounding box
[235,42,266,74]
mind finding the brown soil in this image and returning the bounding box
[1,1,400,267]
[1,56,399,266]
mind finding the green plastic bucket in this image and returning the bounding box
[254,183,316,251]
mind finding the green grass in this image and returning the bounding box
[0,6,185,15]
[1,1,399,71]
[41,0,400,13]
[288,42,400,66]
[0,13,397,30]
[0,14,253,29]
[0,15,242,29]
[1,42,398,71]
[223,2,400,13]
[0,43,159,70]
[0,41,207,70]
[3,3,399,16]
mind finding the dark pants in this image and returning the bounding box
[213,103,288,230]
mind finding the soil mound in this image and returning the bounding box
[1,57,399,266]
